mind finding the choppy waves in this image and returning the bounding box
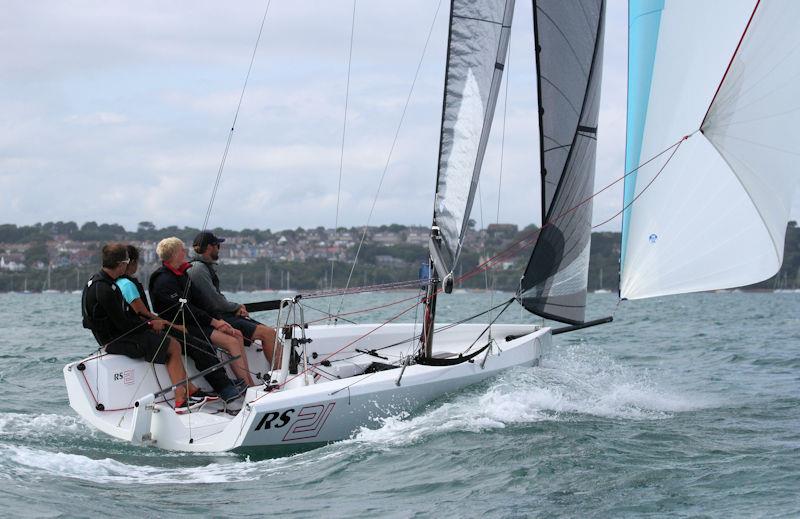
[352,343,711,447]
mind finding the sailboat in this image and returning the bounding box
[63,0,798,452]
[593,267,610,293]
[42,264,60,294]
[71,268,83,294]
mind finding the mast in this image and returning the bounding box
[422,0,515,359]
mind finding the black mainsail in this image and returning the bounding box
[429,0,515,287]
[518,0,605,324]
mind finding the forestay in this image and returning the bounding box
[621,0,800,300]
[518,0,605,324]
[430,0,515,281]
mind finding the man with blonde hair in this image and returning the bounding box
[149,237,258,389]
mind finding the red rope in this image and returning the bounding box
[302,278,426,300]
[453,134,691,286]
[79,369,134,412]
[701,0,761,128]
[249,298,422,403]
[305,292,422,325]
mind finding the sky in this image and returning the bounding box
[4,0,789,233]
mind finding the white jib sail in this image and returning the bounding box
[620,0,800,300]
[431,0,514,278]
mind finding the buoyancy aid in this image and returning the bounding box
[81,272,116,332]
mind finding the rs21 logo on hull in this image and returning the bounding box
[252,402,336,442]
[253,409,293,431]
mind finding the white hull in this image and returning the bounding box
[64,323,548,452]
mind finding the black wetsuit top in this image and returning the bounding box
[148,264,214,328]
[82,270,143,345]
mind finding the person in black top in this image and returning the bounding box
[149,237,256,387]
[82,243,203,411]
[115,245,242,403]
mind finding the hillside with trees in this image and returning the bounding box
[0,220,797,293]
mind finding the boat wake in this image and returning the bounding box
[0,412,93,442]
[352,343,711,447]
[2,444,269,485]
[0,411,350,484]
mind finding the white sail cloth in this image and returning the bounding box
[621,0,800,300]
[430,0,514,279]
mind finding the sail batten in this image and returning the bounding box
[430,0,515,282]
[518,0,605,325]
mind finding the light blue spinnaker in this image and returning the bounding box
[621,0,663,272]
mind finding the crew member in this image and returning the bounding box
[149,237,257,388]
[188,231,282,370]
[82,243,205,412]
[115,244,242,403]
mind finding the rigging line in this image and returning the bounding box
[454,134,692,285]
[488,39,512,329]
[591,136,687,229]
[182,0,273,304]
[122,300,187,411]
[300,301,357,325]
[701,0,761,128]
[251,298,422,400]
[302,277,430,299]
[329,0,358,320]
[335,0,444,316]
[200,0,272,234]
[180,303,193,427]
[306,292,421,325]
[460,297,514,355]
[182,303,264,380]
[408,287,423,360]
[333,296,517,361]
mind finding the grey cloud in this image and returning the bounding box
[0,0,677,234]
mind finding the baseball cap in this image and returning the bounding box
[193,231,226,249]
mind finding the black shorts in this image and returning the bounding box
[105,331,171,364]
[222,315,260,341]
[185,323,215,342]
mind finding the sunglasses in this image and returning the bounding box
[119,258,131,265]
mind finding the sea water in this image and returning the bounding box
[0,291,797,518]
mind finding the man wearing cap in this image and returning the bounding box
[188,231,282,372]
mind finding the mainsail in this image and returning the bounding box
[518,0,605,324]
[430,0,515,282]
[620,0,800,300]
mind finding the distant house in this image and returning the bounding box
[372,232,402,246]
[0,256,24,272]
[405,227,429,246]
[375,255,407,267]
